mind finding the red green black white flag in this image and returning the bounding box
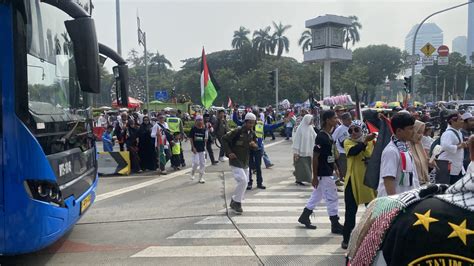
[200,48,219,109]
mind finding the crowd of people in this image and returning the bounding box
[97,102,474,262]
[285,103,474,263]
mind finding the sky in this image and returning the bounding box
[91,0,470,70]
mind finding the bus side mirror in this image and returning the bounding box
[113,65,129,107]
[65,17,100,94]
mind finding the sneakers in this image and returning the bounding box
[219,157,227,162]
[335,180,344,186]
[230,199,243,213]
[246,184,252,190]
[265,164,274,169]
[211,161,219,165]
[190,173,195,180]
[160,170,168,175]
[199,177,206,183]
[257,184,266,189]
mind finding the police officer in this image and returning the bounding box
[166,112,186,167]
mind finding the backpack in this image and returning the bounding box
[429,129,462,157]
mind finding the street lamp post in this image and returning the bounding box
[411,1,473,99]
[137,15,150,110]
[115,0,122,56]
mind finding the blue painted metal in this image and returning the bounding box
[0,2,98,255]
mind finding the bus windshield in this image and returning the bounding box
[25,0,90,117]
[22,0,95,155]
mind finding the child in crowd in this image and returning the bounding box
[171,132,182,171]
[102,125,114,152]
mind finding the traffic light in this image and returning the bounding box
[404,76,412,93]
[268,70,276,88]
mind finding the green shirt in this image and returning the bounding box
[222,127,257,169]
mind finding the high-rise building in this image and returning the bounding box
[452,36,467,57]
[405,23,444,74]
[468,3,474,64]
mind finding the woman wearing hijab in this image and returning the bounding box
[341,120,376,249]
[409,120,429,185]
[126,119,141,173]
[292,114,317,185]
[138,116,157,171]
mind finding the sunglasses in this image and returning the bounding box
[348,127,361,134]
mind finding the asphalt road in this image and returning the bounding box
[3,138,351,265]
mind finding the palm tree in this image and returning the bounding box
[150,51,172,73]
[272,21,291,58]
[343,16,362,49]
[231,26,251,50]
[252,26,273,55]
[298,30,312,52]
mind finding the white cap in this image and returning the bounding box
[461,112,473,121]
[244,112,257,121]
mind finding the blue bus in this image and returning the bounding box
[0,0,128,255]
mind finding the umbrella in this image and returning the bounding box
[150,100,163,104]
[388,102,401,108]
[112,97,142,109]
[375,101,387,108]
[414,101,424,107]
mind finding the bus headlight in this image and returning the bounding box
[24,180,64,207]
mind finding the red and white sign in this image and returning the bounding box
[438,45,450,57]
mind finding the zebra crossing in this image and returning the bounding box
[131,177,361,262]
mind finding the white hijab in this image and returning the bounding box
[292,114,317,157]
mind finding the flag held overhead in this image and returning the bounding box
[200,48,219,109]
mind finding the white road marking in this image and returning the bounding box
[244,198,309,204]
[131,245,253,257]
[196,215,361,225]
[255,191,344,197]
[267,185,313,191]
[168,228,337,239]
[132,245,345,258]
[95,139,286,202]
[131,244,344,257]
[218,206,346,213]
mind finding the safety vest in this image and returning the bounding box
[172,142,181,155]
[166,117,181,133]
[255,121,264,139]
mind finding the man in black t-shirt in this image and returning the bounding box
[189,115,208,183]
[298,110,343,234]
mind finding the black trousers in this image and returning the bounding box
[217,137,225,158]
[343,179,358,243]
[179,140,185,165]
[450,172,463,185]
[206,139,216,163]
[248,149,263,186]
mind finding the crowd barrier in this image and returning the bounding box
[98,151,130,175]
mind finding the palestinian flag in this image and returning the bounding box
[200,48,219,109]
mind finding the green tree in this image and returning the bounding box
[150,51,173,74]
[298,30,312,53]
[231,26,251,50]
[252,26,273,55]
[343,16,362,49]
[352,45,403,101]
[272,21,291,58]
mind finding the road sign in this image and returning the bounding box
[154,90,168,101]
[407,54,420,65]
[422,56,434,66]
[438,56,449,66]
[437,45,449,57]
[420,43,436,57]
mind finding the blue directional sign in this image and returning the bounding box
[154,90,168,101]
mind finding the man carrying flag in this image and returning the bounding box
[200,48,219,109]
